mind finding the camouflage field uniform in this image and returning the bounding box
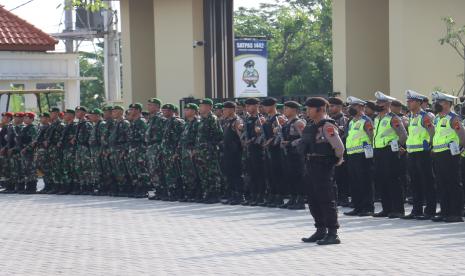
[75,118,93,193]
[19,123,38,192]
[6,123,24,191]
[60,121,77,193]
[45,119,65,192]
[178,116,200,199]
[194,112,223,198]
[109,118,131,194]
[34,124,51,190]
[89,119,105,193]
[145,113,166,195]
[0,124,10,186]
[128,116,148,196]
[161,115,184,198]
[101,118,115,193]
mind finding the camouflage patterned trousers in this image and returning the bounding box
[193,145,223,196]
[109,146,130,192]
[147,144,165,192]
[100,147,114,192]
[62,147,76,192]
[21,151,36,184]
[128,145,149,191]
[48,145,63,190]
[162,149,182,197]
[180,148,199,198]
[34,147,51,189]
[8,150,23,190]
[75,145,92,191]
[89,146,103,191]
[0,154,10,186]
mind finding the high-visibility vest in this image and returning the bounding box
[373,113,399,149]
[432,113,459,153]
[346,116,371,155]
[406,111,431,153]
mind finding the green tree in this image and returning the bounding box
[439,17,465,96]
[234,0,333,97]
[79,49,105,109]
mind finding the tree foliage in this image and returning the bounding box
[79,48,105,109]
[234,0,333,96]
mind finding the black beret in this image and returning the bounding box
[75,106,88,112]
[284,101,301,109]
[305,97,329,108]
[328,97,344,105]
[50,107,60,113]
[261,97,278,107]
[223,101,236,109]
[244,98,260,105]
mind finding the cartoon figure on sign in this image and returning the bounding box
[242,60,259,88]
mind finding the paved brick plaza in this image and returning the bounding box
[1,192,465,275]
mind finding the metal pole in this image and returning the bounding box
[103,4,121,103]
[64,0,74,53]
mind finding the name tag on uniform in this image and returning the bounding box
[450,141,460,156]
[364,144,374,159]
[390,140,399,152]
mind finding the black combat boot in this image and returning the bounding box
[302,228,327,243]
[316,229,341,245]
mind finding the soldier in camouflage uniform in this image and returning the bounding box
[19,112,38,193]
[101,106,115,195]
[33,112,51,193]
[160,103,184,201]
[194,99,223,203]
[5,113,24,193]
[145,98,166,199]
[59,109,77,195]
[178,103,200,202]
[74,106,93,195]
[88,108,106,195]
[44,108,65,194]
[127,103,149,198]
[108,105,131,197]
[0,112,13,191]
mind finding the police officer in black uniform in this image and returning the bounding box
[300,97,345,245]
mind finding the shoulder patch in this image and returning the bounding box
[391,117,400,128]
[325,125,336,137]
[453,119,461,130]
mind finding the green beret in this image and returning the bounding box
[213,103,224,110]
[328,97,344,105]
[113,105,124,111]
[102,106,113,112]
[89,108,103,115]
[200,98,214,106]
[161,103,175,111]
[75,106,88,112]
[276,103,284,109]
[50,107,60,113]
[305,97,328,108]
[244,98,260,105]
[129,103,143,111]
[185,103,199,111]
[40,112,50,118]
[65,109,75,115]
[284,101,301,109]
[223,101,236,109]
[261,97,277,107]
[148,98,162,105]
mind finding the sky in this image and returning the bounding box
[2,0,277,52]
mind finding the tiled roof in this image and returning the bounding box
[0,5,58,51]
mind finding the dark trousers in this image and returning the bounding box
[335,159,350,201]
[223,151,244,195]
[433,151,464,217]
[374,147,404,214]
[282,149,304,196]
[347,153,374,212]
[246,145,265,196]
[265,145,284,195]
[408,151,436,216]
[306,157,339,230]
